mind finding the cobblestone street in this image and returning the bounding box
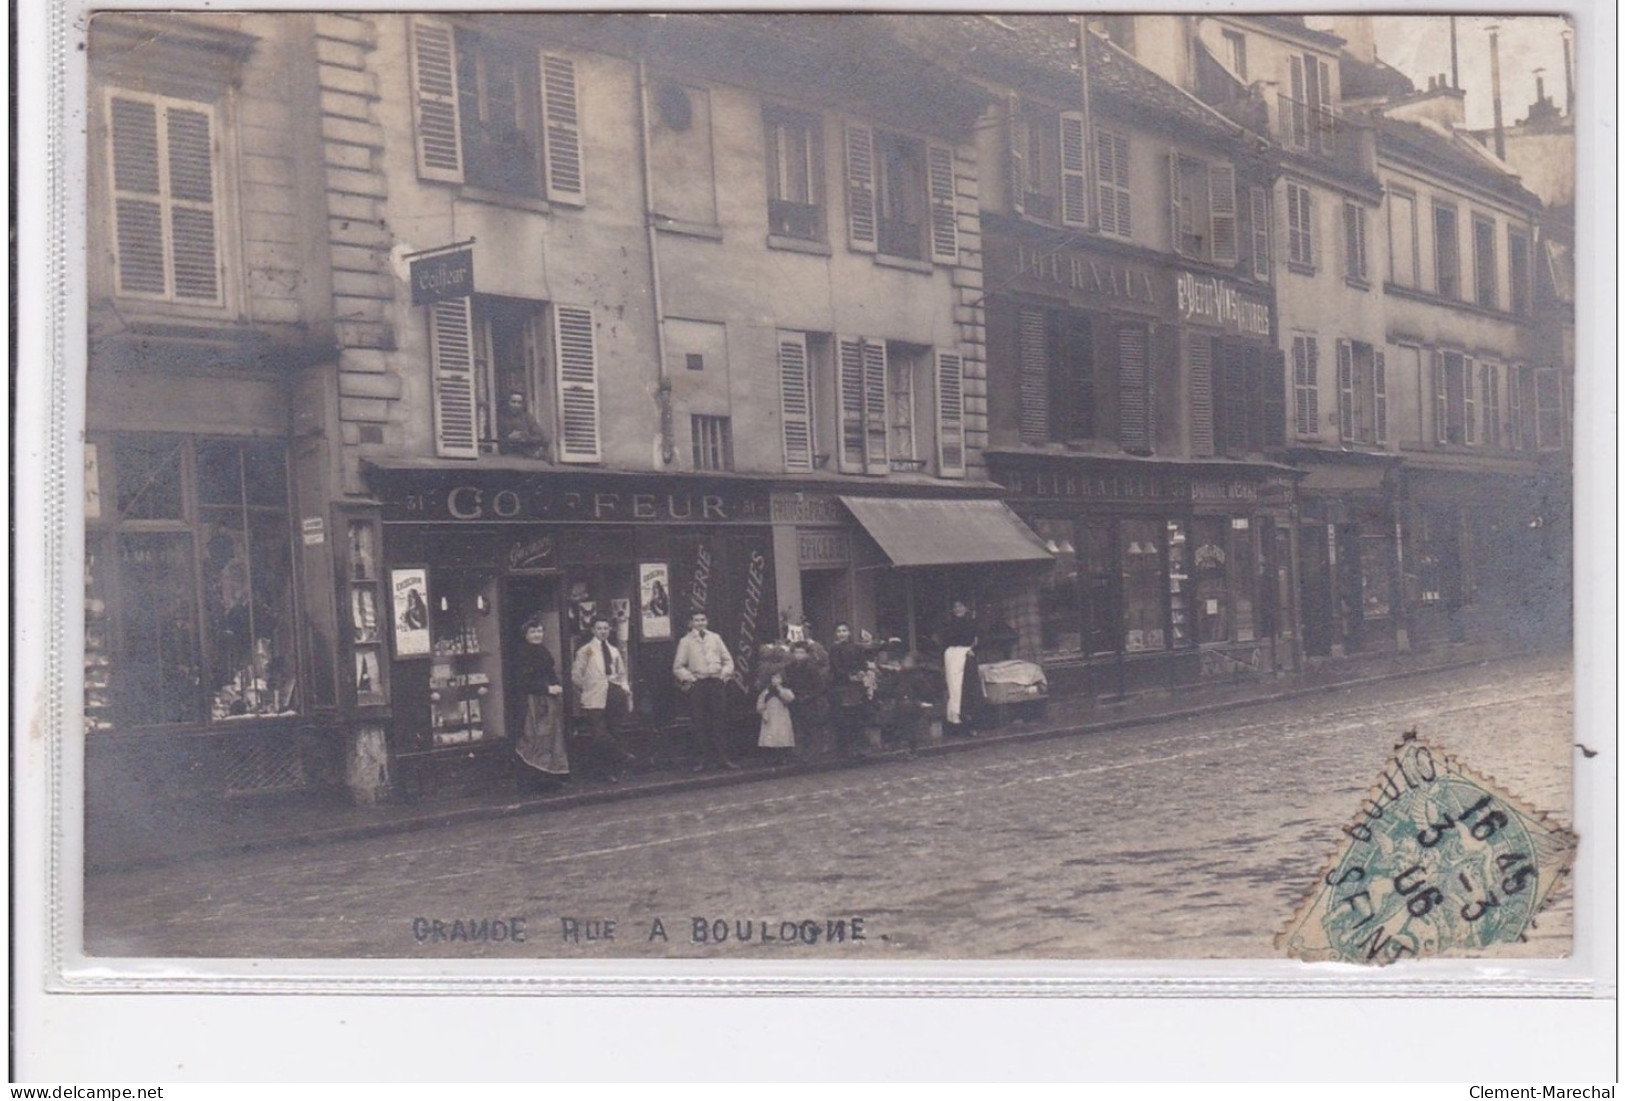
[83,654,1578,960]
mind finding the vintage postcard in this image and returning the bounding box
[29,2,1606,998]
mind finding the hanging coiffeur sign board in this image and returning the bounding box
[410,245,474,306]
[391,567,432,658]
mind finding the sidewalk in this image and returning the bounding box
[84,640,1543,873]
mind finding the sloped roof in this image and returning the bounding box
[1370,114,1541,207]
[1339,51,1416,100]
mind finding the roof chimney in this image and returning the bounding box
[1562,28,1575,117]
[1449,16,1460,88]
[1488,23,1506,158]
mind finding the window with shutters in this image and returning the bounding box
[1011,306,1096,446]
[1007,101,1090,228]
[1433,203,1460,299]
[1096,129,1133,239]
[1433,350,1472,446]
[690,416,733,472]
[1342,202,1368,284]
[408,19,584,205]
[1284,53,1334,155]
[764,107,823,241]
[845,124,958,264]
[1171,154,1236,264]
[1507,227,1531,315]
[1249,186,1271,280]
[1285,182,1315,269]
[1472,214,1498,309]
[1336,340,1386,446]
[1212,339,1284,456]
[1479,362,1502,448]
[105,90,223,305]
[1387,189,1418,287]
[1292,334,1320,439]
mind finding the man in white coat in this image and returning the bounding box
[572,616,636,782]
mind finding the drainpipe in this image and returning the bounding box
[636,60,676,466]
[1076,15,1098,231]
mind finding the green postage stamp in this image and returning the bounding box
[1279,734,1577,964]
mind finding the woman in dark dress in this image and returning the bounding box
[827,622,869,760]
[512,614,568,790]
[941,599,982,734]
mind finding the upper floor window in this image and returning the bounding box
[1012,306,1155,455]
[1472,214,1498,309]
[1286,53,1334,155]
[409,19,584,205]
[106,91,222,305]
[1507,227,1531,315]
[1285,182,1315,269]
[690,415,734,472]
[1188,335,1286,458]
[1433,202,1460,299]
[1096,129,1133,239]
[844,124,958,264]
[1336,339,1387,445]
[1342,201,1369,284]
[1007,99,1091,229]
[1387,189,1418,287]
[1222,30,1248,80]
[764,106,823,241]
[1171,154,1237,265]
[1291,334,1320,439]
[1433,350,1473,445]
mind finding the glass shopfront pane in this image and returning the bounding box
[1360,535,1392,619]
[1120,519,1165,652]
[1167,519,1191,648]
[1033,518,1083,656]
[1232,519,1258,642]
[1190,517,1231,644]
[115,531,200,725]
[1078,524,1115,655]
[114,437,185,520]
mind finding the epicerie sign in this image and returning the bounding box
[1176,271,1271,336]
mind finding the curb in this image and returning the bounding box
[87,648,1547,872]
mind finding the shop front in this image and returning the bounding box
[360,463,776,797]
[990,454,1300,699]
[1289,451,1404,658]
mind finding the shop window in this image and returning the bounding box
[843,125,958,264]
[1433,203,1460,299]
[1033,518,1084,656]
[1359,534,1392,619]
[1171,154,1237,265]
[1508,227,1531,315]
[1285,182,1315,269]
[1292,334,1320,439]
[764,106,823,241]
[1231,519,1258,642]
[409,19,584,204]
[690,415,734,471]
[1120,519,1165,653]
[106,90,222,305]
[1388,190,1418,287]
[1343,201,1368,284]
[1336,340,1387,446]
[94,436,297,729]
[1189,517,1231,644]
[1472,214,1497,309]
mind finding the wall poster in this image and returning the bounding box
[639,562,672,641]
[390,567,432,658]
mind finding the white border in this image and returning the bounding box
[14,0,1618,1081]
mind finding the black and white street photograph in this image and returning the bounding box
[62,9,1590,972]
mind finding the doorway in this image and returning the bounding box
[503,574,561,731]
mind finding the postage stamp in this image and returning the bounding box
[1278,733,1578,964]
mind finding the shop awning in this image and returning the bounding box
[837,497,1054,568]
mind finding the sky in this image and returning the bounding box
[1355,15,1573,132]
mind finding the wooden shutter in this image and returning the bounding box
[1209,162,1238,265]
[1221,339,1248,454]
[1336,339,1355,443]
[1250,186,1270,279]
[110,94,220,303]
[1508,364,1524,449]
[1017,308,1049,444]
[164,106,220,302]
[927,144,959,263]
[862,340,889,472]
[1433,350,1448,445]
[1059,111,1089,227]
[935,350,965,478]
[778,332,813,472]
[1006,94,1026,216]
[1188,334,1215,458]
[429,298,479,459]
[553,305,601,462]
[1315,58,1334,154]
[844,125,877,252]
[1098,130,1132,237]
[1118,325,1151,454]
[1263,346,1288,447]
[410,19,464,183]
[1374,349,1388,444]
[1289,56,1307,147]
[109,96,166,296]
[541,55,585,205]
[1462,355,1476,444]
[837,337,868,472]
[1167,152,1185,253]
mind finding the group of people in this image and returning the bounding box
[510,601,988,790]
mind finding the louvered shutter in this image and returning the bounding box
[109,96,166,296]
[926,144,959,263]
[541,55,585,205]
[1118,325,1151,454]
[1097,130,1132,238]
[1263,346,1287,447]
[1315,58,1334,155]
[553,305,601,462]
[778,332,813,472]
[862,340,889,473]
[1462,355,1476,444]
[844,125,877,253]
[109,94,220,303]
[837,337,868,472]
[1168,153,1185,254]
[165,107,220,301]
[1188,335,1215,457]
[1374,350,1388,444]
[429,298,479,459]
[1336,339,1355,443]
[935,350,965,478]
[1508,364,1525,449]
[1250,186,1270,279]
[1221,340,1248,454]
[1210,162,1238,265]
[1017,308,1049,444]
[1059,111,1089,227]
[1007,95,1026,216]
[1433,350,1448,444]
[409,19,464,183]
[1305,337,1321,436]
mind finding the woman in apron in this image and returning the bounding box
[513,614,568,791]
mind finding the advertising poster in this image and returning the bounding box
[391,567,431,658]
[639,562,672,641]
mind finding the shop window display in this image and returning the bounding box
[1190,517,1231,645]
[1120,519,1165,653]
[1034,518,1083,656]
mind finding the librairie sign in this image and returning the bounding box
[410,246,474,306]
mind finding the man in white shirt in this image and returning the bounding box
[572,616,636,782]
[671,612,738,771]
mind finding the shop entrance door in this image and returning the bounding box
[800,567,851,647]
[1299,524,1335,657]
[503,575,562,735]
